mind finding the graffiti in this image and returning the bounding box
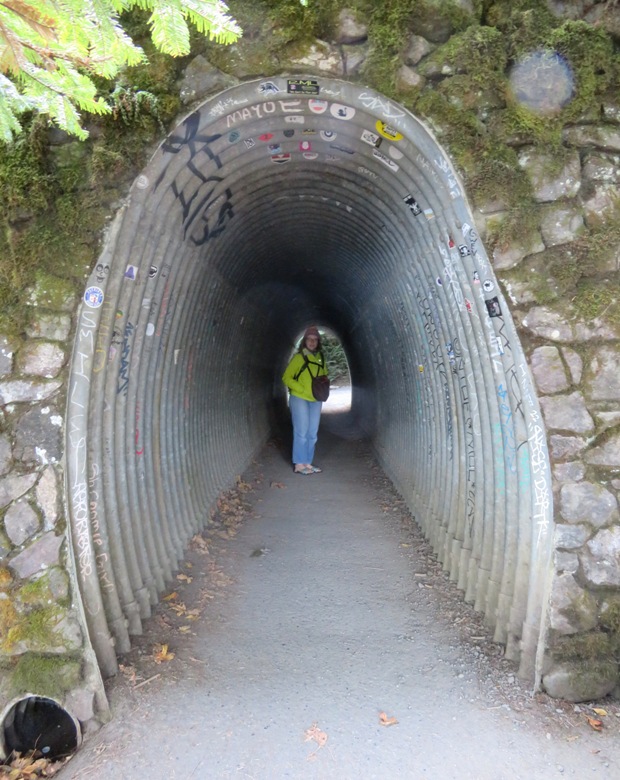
[209,96,249,116]
[528,412,551,543]
[72,478,92,580]
[117,321,134,396]
[357,92,405,120]
[358,166,377,179]
[497,384,517,474]
[225,100,303,127]
[434,155,461,200]
[88,464,115,592]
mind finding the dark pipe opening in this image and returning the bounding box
[2,696,79,761]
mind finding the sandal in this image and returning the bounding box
[310,466,322,473]
[294,466,313,475]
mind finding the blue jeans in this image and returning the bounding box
[289,394,322,465]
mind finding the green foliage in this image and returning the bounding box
[0,1,241,143]
[263,0,342,42]
[321,333,350,381]
[548,21,616,119]
[572,280,620,329]
[428,25,508,84]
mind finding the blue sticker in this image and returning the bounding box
[84,286,104,308]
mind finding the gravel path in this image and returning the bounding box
[58,412,619,779]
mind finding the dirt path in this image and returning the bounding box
[59,413,619,779]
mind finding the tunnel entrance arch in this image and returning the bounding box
[66,77,553,686]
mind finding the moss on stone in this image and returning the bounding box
[553,631,612,663]
[2,605,66,654]
[600,597,620,634]
[572,279,620,330]
[9,654,82,699]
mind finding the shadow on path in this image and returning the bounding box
[59,414,619,779]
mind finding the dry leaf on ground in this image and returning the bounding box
[591,708,607,717]
[153,643,175,663]
[270,481,286,489]
[176,573,193,583]
[585,716,603,731]
[304,722,328,748]
[163,591,178,601]
[379,711,398,726]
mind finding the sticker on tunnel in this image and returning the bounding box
[485,296,502,318]
[287,78,320,95]
[361,129,381,147]
[330,104,356,120]
[124,265,138,280]
[271,153,291,164]
[309,99,328,114]
[403,195,422,215]
[84,286,104,308]
[372,148,399,172]
[376,120,403,141]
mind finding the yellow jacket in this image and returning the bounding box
[282,349,328,401]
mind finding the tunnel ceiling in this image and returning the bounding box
[67,77,554,687]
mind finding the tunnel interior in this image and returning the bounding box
[67,78,553,686]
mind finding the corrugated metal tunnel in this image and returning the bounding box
[66,78,554,687]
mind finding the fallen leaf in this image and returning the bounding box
[586,716,603,731]
[169,602,187,615]
[163,591,178,601]
[304,722,328,748]
[178,625,191,633]
[591,708,607,717]
[153,643,175,663]
[270,481,286,489]
[176,573,193,583]
[379,711,398,727]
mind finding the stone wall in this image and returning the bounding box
[1,1,620,733]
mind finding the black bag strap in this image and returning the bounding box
[293,351,325,381]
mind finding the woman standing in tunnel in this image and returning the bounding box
[282,326,329,475]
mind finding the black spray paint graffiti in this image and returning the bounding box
[117,321,134,396]
[155,110,235,246]
[452,337,476,537]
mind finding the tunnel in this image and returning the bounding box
[66,77,554,688]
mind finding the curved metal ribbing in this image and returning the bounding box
[65,78,554,684]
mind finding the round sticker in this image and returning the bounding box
[135,175,149,189]
[320,130,337,141]
[483,280,495,293]
[330,104,356,120]
[84,286,104,308]
[309,99,328,114]
[228,130,241,143]
[259,132,274,142]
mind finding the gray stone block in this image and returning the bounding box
[585,433,620,468]
[530,346,569,394]
[560,481,618,527]
[8,532,65,579]
[0,380,62,404]
[4,501,40,547]
[540,392,594,434]
[584,526,620,586]
[14,406,63,465]
[543,664,618,702]
[0,473,38,508]
[17,342,66,378]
